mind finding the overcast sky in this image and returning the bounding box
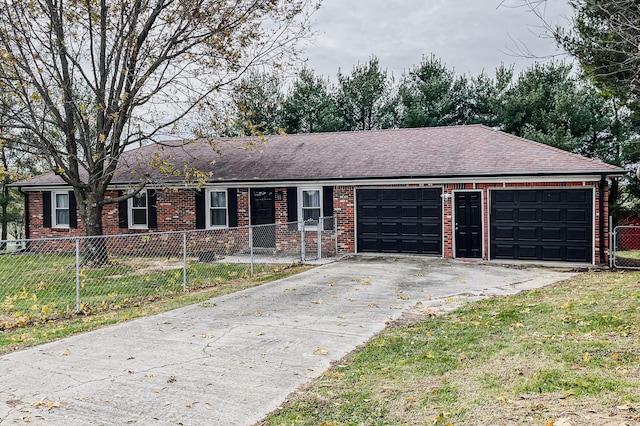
[301,0,574,80]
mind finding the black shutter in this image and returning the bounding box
[227,188,238,228]
[148,190,157,229]
[195,190,206,229]
[42,191,52,228]
[287,187,297,222]
[68,191,77,229]
[323,186,334,217]
[118,190,128,229]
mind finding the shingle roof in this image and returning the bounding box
[15,125,626,187]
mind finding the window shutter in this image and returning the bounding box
[148,190,157,229]
[118,191,128,229]
[68,191,77,229]
[227,189,238,228]
[42,191,52,228]
[323,186,334,217]
[287,187,297,222]
[195,190,206,229]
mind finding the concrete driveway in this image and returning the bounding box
[0,255,577,425]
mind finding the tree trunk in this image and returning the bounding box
[78,191,109,265]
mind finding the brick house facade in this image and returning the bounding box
[15,126,624,265]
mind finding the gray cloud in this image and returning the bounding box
[302,0,573,80]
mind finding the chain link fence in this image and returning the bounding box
[0,218,337,329]
[611,225,640,269]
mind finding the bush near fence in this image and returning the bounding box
[0,219,336,330]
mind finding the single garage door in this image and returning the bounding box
[357,188,442,254]
[490,189,593,262]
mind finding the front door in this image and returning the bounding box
[455,192,482,258]
[250,188,276,248]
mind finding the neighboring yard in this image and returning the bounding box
[262,271,640,426]
[0,255,309,353]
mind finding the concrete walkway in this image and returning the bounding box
[0,255,577,425]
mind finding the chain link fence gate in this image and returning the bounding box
[0,217,337,329]
[610,225,640,269]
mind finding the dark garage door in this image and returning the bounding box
[490,189,593,263]
[357,188,442,254]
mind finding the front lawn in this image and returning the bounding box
[262,270,640,426]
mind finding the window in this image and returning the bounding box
[207,190,228,228]
[53,191,70,228]
[128,191,148,228]
[301,188,321,225]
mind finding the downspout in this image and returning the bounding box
[599,175,606,265]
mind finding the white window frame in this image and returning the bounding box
[52,191,70,229]
[128,191,149,229]
[206,189,228,229]
[299,187,322,228]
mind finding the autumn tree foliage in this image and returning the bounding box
[0,0,318,262]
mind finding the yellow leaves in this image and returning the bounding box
[254,310,261,317]
[98,133,106,143]
[314,347,328,355]
[145,373,156,378]
[509,322,524,330]
[60,349,70,356]
[32,399,62,410]
[583,352,590,363]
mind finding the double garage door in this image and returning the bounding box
[356,188,593,263]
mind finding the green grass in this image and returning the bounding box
[261,271,640,426]
[0,252,297,329]
[0,263,311,354]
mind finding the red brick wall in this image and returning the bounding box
[24,179,610,263]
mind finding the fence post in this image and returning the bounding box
[249,226,254,277]
[75,238,81,312]
[610,216,614,269]
[182,231,187,291]
[300,220,306,264]
[317,216,323,260]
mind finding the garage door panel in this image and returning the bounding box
[542,228,562,241]
[494,208,516,222]
[567,247,589,261]
[359,206,378,219]
[519,209,538,222]
[543,191,562,203]
[542,246,562,260]
[357,188,442,255]
[402,206,418,218]
[519,227,538,240]
[519,191,538,203]
[567,191,588,203]
[542,209,562,222]
[519,245,538,259]
[566,228,587,242]
[567,209,588,223]
[493,226,514,239]
[490,189,592,263]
